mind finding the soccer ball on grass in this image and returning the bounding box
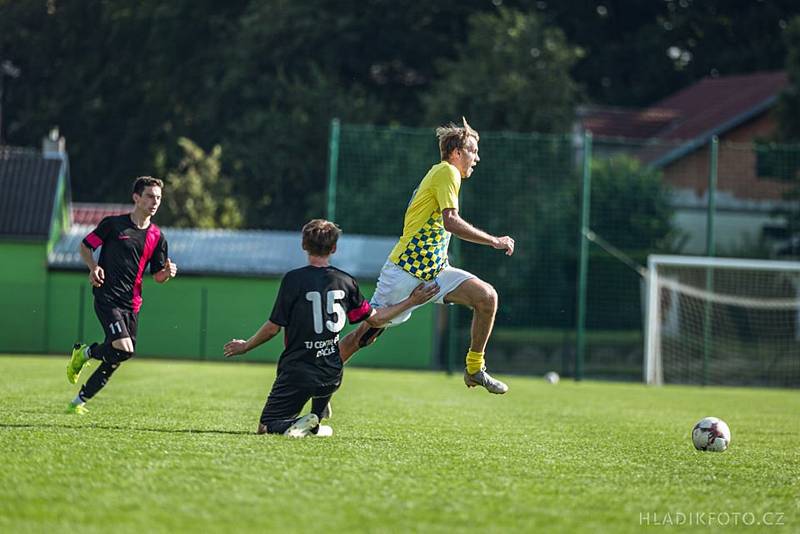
[691,417,731,452]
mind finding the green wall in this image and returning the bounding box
[0,242,48,353]
[0,156,435,367]
[43,271,436,368]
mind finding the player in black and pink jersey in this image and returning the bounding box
[66,176,178,414]
[223,219,439,437]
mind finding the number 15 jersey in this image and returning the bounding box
[269,265,372,386]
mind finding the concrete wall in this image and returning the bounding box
[672,209,784,254]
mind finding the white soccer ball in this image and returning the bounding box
[691,417,731,452]
[544,371,560,384]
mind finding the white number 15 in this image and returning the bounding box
[305,290,346,334]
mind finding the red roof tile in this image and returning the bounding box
[653,70,788,141]
[580,71,789,142]
[579,106,680,139]
[71,203,130,226]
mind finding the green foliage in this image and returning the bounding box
[1,356,798,531]
[585,155,678,250]
[335,124,577,329]
[159,138,243,229]
[456,132,577,328]
[423,7,582,133]
[547,0,800,106]
[777,16,800,142]
[770,17,800,239]
[335,124,439,233]
[2,0,798,229]
[217,65,384,229]
[0,0,249,202]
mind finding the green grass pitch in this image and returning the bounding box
[0,355,797,533]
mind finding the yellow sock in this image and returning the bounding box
[465,350,485,374]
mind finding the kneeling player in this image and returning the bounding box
[223,219,438,437]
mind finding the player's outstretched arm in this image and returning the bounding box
[224,320,281,358]
[366,283,440,328]
[154,259,178,283]
[442,208,515,256]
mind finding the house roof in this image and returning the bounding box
[49,225,396,279]
[71,203,130,225]
[0,147,66,240]
[579,71,790,165]
[652,70,788,141]
[578,107,680,139]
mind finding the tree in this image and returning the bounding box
[159,138,243,229]
[0,0,250,202]
[423,7,582,133]
[4,0,797,231]
[546,0,800,107]
[584,155,678,250]
[777,16,800,142]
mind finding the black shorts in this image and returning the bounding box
[260,372,341,425]
[94,301,138,347]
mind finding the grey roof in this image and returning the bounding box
[49,225,397,278]
[0,147,66,240]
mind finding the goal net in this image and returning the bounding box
[644,255,800,387]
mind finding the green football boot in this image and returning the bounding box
[66,402,88,415]
[67,343,89,384]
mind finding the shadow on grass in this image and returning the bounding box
[0,422,391,441]
[0,422,252,436]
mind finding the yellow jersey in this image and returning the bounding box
[389,161,461,281]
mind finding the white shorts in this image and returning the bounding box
[369,260,476,327]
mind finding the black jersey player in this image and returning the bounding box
[66,177,178,414]
[223,219,439,437]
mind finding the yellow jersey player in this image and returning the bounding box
[339,118,515,393]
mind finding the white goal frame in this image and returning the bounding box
[644,254,800,385]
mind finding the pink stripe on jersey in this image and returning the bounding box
[132,224,161,313]
[347,299,372,323]
[84,232,103,249]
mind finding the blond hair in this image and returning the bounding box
[436,117,479,160]
[302,219,342,256]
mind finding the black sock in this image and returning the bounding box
[79,361,120,401]
[311,395,333,419]
[89,342,116,362]
[88,342,133,365]
[260,418,301,435]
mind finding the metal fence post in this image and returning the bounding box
[703,136,719,386]
[327,118,341,221]
[575,131,593,381]
[200,287,208,359]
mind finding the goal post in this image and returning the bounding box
[644,254,800,387]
